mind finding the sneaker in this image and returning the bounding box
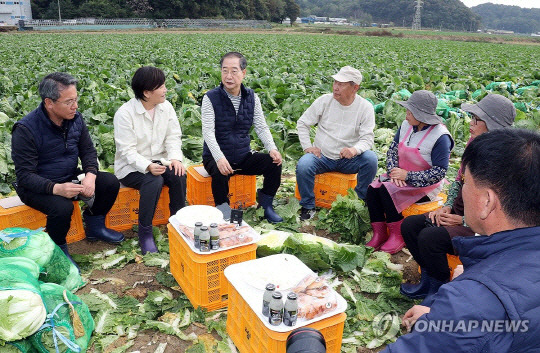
[300,207,316,220]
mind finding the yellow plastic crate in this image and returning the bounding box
[168,223,257,311]
[402,193,448,217]
[226,283,346,353]
[186,164,256,208]
[294,172,357,209]
[0,198,85,244]
[105,186,170,231]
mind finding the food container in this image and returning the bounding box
[225,254,347,353]
[169,205,260,255]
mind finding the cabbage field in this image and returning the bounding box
[0,32,539,352]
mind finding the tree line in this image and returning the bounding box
[31,0,300,23]
[471,3,540,34]
[296,0,481,31]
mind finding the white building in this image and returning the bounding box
[0,1,32,25]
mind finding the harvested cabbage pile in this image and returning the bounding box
[0,257,46,342]
[0,228,83,291]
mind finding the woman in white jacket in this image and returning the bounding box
[114,66,186,254]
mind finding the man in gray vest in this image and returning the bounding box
[201,52,283,223]
[11,72,124,265]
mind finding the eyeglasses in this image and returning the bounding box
[221,69,241,77]
[55,97,79,107]
[471,116,484,125]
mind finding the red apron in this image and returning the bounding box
[371,125,442,213]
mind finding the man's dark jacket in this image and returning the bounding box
[11,103,98,195]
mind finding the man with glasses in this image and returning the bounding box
[201,52,283,223]
[11,72,124,265]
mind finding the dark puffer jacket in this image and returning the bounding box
[11,103,97,194]
[384,226,540,353]
[202,83,255,164]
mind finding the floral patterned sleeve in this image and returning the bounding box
[405,166,447,187]
[444,180,462,208]
[386,140,399,173]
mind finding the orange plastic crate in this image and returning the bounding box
[0,198,85,244]
[186,164,256,208]
[418,254,463,279]
[226,283,346,353]
[105,186,170,231]
[167,223,257,311]
[402,193,448,217]
[294,172,357,209]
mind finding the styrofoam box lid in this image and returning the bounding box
[224,254,347,333]
[169,213,260,255]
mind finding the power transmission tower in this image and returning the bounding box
[412,0,422,30]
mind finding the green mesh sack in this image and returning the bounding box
[30,283,94,353]
[0,228,84,291]
[0,258,46,342]
[392,88,412,100]
[6,339,38,352]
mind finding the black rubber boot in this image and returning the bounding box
[257,189,283,223]
[138,222,158,255]
[84,214,124,244]
[58,243,79,271]
[400,268,431,299]
[420,276,447,307]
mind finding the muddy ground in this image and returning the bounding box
[68,222,420,353]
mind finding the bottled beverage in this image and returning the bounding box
[268,291,284,326]
[193,222,203,249]
[199,226,210,252]
[262,283,276,317]
[209,223,220,250]
[283,292,298,327]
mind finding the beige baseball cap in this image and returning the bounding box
[332,66,363,85]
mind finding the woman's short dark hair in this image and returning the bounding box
[462,128,540,227]
[131,66,166,101]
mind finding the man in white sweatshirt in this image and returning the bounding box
[296,66,378,220]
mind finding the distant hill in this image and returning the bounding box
[297,0,481,31]
[471,3,540,34]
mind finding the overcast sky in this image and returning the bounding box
[461,0,540,8]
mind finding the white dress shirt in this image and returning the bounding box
[114,98,183,179]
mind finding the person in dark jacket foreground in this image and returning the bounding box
[201,52,283,223]
[11,72,124,265]
[383,128,540,353]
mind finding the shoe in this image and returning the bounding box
[58,243,79,271]
[420,276,447,307]
[300,207,316,221]
[257,189,283,223]
[400,267,431,299]
[138,222,158,255]
[84,214,124,244]
[380,219,405,254]
[366,222,388,250]
[216,202,232,221]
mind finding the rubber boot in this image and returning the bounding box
[58,243,79,271]
[366,222,388,250]
[216,202,232,221]
[84,214,124,244]
[380,219,405,254]
[400,268,431,299]
[138,222,158,255]
[257,189,283,223]
[420,277,447,307]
